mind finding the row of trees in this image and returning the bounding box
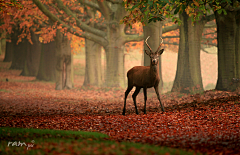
[0,0,239,93]
[123,0,240,92]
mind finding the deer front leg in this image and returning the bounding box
[132,87,141,114]
[143,87,147,114]
[154,85,165,112]
[123,86,133,115]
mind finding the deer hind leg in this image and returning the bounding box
[143,87,147,114]
[132,87,141,114]
[154,86,165,112]
[122,86,133,115]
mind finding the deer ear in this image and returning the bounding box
[156,49,164,56]
[145,50,151,56]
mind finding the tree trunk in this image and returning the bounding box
[0,31,6,55]
[171,11,204,94]
[36,41,56,81]
[20,32,41,76]
[215,10,240,91]
[103,4,126,88]
[83,39,103,87]
[9,28,27,70]
[55,30,73,90]
[104,28,125,87]
[143,21,164,90]
[4,41,14,62]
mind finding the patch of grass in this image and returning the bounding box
[0,89,10,92]
[0,127,199,155]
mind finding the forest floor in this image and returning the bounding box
[0,52,240,154]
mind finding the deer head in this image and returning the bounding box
[145,36,164,66]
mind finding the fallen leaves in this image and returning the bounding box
[1,81,240,154]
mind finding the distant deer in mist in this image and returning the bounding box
[122,36,165,115]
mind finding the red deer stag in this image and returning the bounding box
[122,36,165,115]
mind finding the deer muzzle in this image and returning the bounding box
[152,59,158,65]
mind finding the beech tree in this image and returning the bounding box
[0,0,74,89]
[213,2,240,91]
[32,0,143,88]
[123,0,240,92]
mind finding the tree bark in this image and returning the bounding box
[55,30,73,90]
[171,11,204,94]
[83,39,103,87]
[103,4,126,88]
[143,21,164,90]
[215,9,240,91]
[0,31,6,55]
[9,28,27,70]
[36,41,56,81]
[4,41,13,62]
[20,32,41,76]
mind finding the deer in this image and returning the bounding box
[122,36,165,115]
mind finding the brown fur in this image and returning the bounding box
[122,46,165,115]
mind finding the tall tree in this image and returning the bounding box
[214,3,240,91]
[9,27,27,70]
[33,0,143,88]
[83,39,103,87]
[20,32,41,76]
[83,6,103,87]
[55,29,73,90]
[171,12,215,93]
[36,41,56,81]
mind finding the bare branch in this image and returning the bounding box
[163,42,179,45]
[162,36,179,39]
[202,37,217,41]
[162,24,179,34]
[123,34,144,44]
[204,24,216,28]
[77,0,100,11]
[201,42,217,46]
[203,31,217,36]
[201,47,217,54]
[106,0,122,4]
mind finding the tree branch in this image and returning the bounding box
[97,0,111,21]
[32,0,108,46]
[202,42,217,46]
[204,23,216,28]
[202,37,217,41]
[162,24,179,34]
[203,31,217,35]
[123,34,144,44]
[54,0,106,38]
[77,0,100,11]
[106,0,122,4]
[163,42,179,45]
[162,36,179,39]
[201,47,217,54]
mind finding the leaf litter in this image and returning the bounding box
[0,80,240,154]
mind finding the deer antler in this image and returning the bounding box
[145,36,152,51]
[156,37,163,52]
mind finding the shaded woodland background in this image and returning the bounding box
[1,0,240,154]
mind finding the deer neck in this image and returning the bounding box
[150,64,159,78]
